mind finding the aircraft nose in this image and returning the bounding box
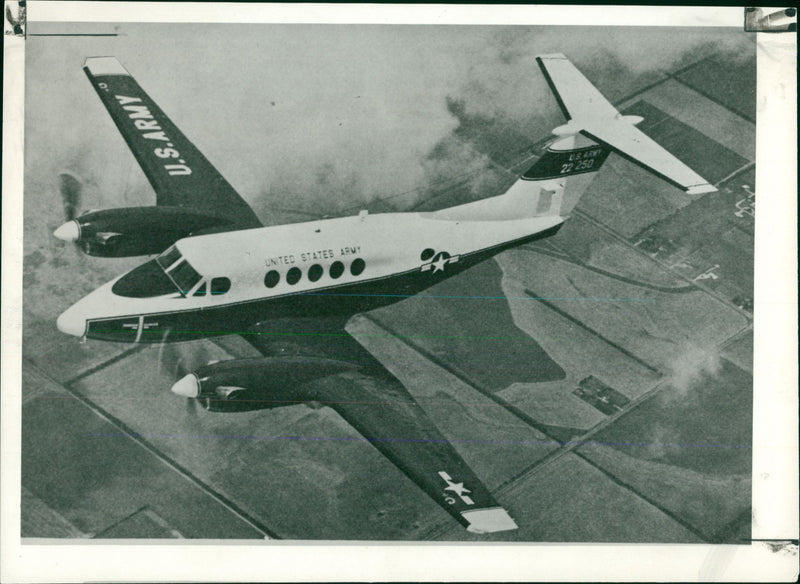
[171,374,200,398]
[56,307,86,337]
[54,220,80,242]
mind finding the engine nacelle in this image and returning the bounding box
[53,206,233,257]
[170,356,357,413]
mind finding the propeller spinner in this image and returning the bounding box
[55,172,83,244]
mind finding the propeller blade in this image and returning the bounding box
[185,396,200,414]
[59,172,83,222]
[156,332,216,382]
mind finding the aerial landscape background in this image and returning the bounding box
[21,22,755,542]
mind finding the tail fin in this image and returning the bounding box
[536,53,716,196]
[432,54,715,222]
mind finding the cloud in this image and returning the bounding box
[23,24,754,280]
[411,27,753,209]
[664,341,723,395]
[643,423,676,461]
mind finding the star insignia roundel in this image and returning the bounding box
[420,249,460,273]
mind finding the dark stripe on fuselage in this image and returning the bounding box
[86,223,564,343]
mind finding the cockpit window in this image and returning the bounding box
[156,245,182,270]
[193,282,207,297]
[169,260,202,294]
[112,259,178,298]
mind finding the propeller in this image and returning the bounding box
[59,172,83,222]
[156,330,216,413]
[54,172,85,249]
[185,394,206,414]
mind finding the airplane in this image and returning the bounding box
[53,53,716,535]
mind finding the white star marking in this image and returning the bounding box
[421,252,460,273]
[438,471,475,505]
[431,255,448,273]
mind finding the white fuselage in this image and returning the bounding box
[57,210,564,342]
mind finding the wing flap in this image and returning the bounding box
[83,57,262,228]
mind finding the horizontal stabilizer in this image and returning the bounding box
[581,119,717,194]
[537,54,716,195]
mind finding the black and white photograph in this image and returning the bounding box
[2,2,797,582]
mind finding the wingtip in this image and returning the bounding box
[463,507,518,534]
[536,52,568,61]
[84,56,129,77]
[686,183,717,195]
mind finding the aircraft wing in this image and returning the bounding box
[308,371,517,533]
[244,317,518,534]
[83,57,262,228]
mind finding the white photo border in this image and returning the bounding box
[2,3,797,582]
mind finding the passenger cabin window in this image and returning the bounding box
[157,245,182,270]
[350,258,366,276]
[329,261,344,279]
[286,267,302,285]
[264,270,280,288]
[169,260,202,295]
[210,277,231,295]
[308,264,323,282]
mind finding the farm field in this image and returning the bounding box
[675,54,757,123]
[497,250,748,371]
[438,453,704,542]
[21,367,265,539]
[578,359,752,542]
[635,167,756,309]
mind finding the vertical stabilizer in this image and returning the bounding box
[430,131,610,221]
[515,132,611,217]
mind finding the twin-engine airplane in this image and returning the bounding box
[54,54,715,535]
